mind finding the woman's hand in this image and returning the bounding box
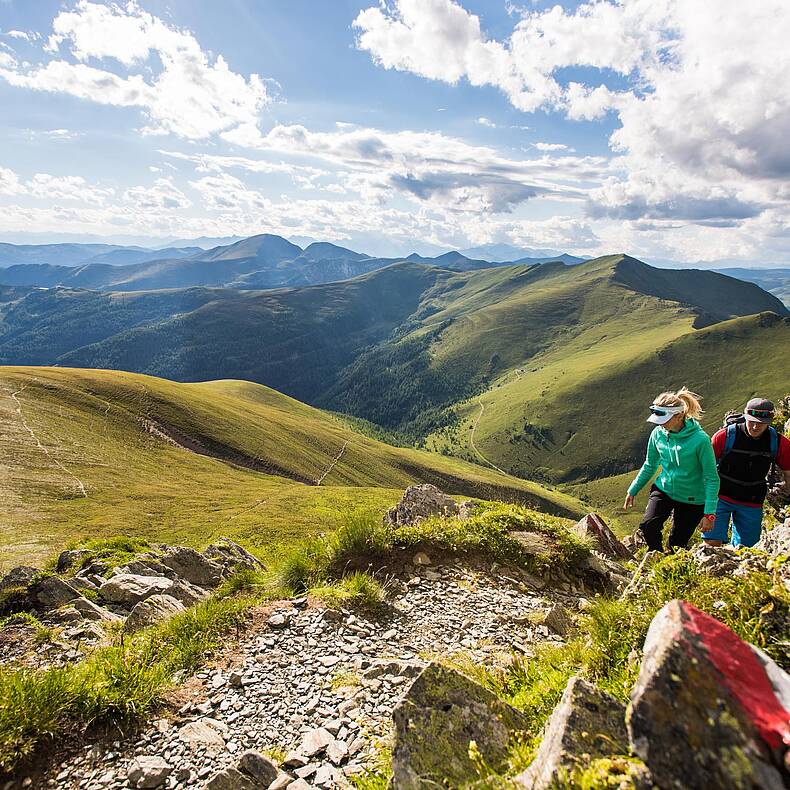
[623,494,635,510]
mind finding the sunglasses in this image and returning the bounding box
[746,409,774,419]
[649,407,674,416]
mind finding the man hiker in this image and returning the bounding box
[702,398,790,548]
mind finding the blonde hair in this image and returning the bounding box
[653,386,704,420]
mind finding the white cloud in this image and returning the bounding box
[532,142,573,152]
[0,166,23,195]
[477,116,496,127]
[354,0,790,233]
[124,178,191,211]
[6,30,35,41]
[27,173,113,203]
[0,1,269,140]
[0,165,112,202]
[228,122,608,214]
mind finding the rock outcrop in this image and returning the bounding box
[573,513,632,560]
[390,663,529,789]
[628,599,790,789]
[515,677,629,789]
[384,484,464,528]
[0,537,266,663]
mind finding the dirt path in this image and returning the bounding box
[10,384,88,498]
[316,440,349,486]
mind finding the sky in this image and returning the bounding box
[0,0,789,264]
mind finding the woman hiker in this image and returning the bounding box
[624,387,719,551]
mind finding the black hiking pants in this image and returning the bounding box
[639,484,704,551]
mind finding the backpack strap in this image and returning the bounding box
[723,423,738,458]
[769,426,778,459]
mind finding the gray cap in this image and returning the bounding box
[744,397,775,424]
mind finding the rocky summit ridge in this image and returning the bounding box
[1,485,789,789]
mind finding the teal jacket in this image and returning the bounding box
[628,419,719,514]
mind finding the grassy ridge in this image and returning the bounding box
[425,282,790,482]
[0,367,584,570]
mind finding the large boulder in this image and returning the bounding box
[98,573,207,607]
[384,484,460,528]
[28,575,79,609]
[98,574,174,605]
[573,513,632,560]
[125,594,186,632]
[628,599,790,789]
[55,549,92,573]
[159,546,224,587]
[390,662,529,789]
[71,596,122,623]
[515,677,630,789]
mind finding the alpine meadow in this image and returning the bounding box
[2,1,790,789]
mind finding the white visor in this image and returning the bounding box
[647,404,684,425]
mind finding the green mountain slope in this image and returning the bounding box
[0,255,786,490]
[0,366,583,570]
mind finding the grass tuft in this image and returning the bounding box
[310,572,388,611]
[393,502,589,573]
[0,591,254,772]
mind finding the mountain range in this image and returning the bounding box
[0,234,586,292]
[0,253,787,494]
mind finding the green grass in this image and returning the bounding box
[393,503,590,573]
[0,366,585,570]
[273,505,589,597]
[310,572,388,611]
[418,257,790,483]
[0,587,258,771]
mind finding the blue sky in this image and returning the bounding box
[0,0,788,265]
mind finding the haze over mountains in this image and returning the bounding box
[0,234,587,292]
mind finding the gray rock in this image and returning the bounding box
[119,558,170,577]
[127,756,172,788]
[50,606,82,623]
[55,549,92,574]
[203,538,264,574]
[268,773,292,790]
[66,575,98,594]
[514,677,629,789]
[628,599,789,790]
[507,531,554,554]
[71,596,122,622]
[689,543,741,577]
[384,484,460,528]
[756,521,790,558]
[0,565,39,591]
[390,662,529,789]
[98,574,173,605]
[298,727,334,757]
[177,718,225,752]
[238,750,278,785]
[160,546,224,587]
[573,513,632,560]
[166,577,210,606]
[204,767,261,790]
[29,575,79,609]
[268,612,290,630]
[542,603,573,637]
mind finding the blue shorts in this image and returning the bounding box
[701,498,763,547]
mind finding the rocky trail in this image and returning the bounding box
[28,554,579,790]
[3,483,790,790]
